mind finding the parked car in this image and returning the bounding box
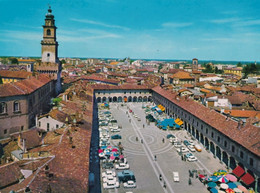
[123,180,136,188]
[188,140,195,146]
[169,137,178,143]
[187,145,196,152]
[102,170,116,178]
[118,170,136,183]
[183,140,191,146]
[103,181,120,189]
[173,172,179,182]
[174,141,182,148]
[111,128,121,132]
[103,175,117,183]
[194,144,202,152]
[185,153,197,162]
[115,163,130,170]
[177,147,189,153]
[111,134,122,139]
[167,134,176,139]
[102,162,114,169]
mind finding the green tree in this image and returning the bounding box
[1,58,8,64]
[242,63,260,77]
[10,57,18,64]
[0,76,2,84]
[237,62,242,67]
[203,64,214,73]
[61,59,66,64]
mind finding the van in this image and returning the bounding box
[173,172,179,182]
[194,144,202,152]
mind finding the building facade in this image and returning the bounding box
[0,75,54,139]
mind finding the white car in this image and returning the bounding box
[103,175,117,183]
[174,142,182,148]
[188,156,197,162]
[173,172,179,182]
[177,147,189,153]
[123,180,136,188]
[115,163,130,170]
[187,145,196,152]
[111,128,121,132]
[188,140,195,146]
[170,137,179,143]
[102,170,116,178]
[103,181,120,189]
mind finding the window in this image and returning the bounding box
[47,29,51,36]
[47,53,50,57]
[39,121,41,127]
[56,124,59,129]
[98,92,100,94]
[250,158,254,166]
[13,101,20,112]
[232,145,235,152]
[240,151,244,159]
[124,92,126,94]
[21,126,24,131]
[201,125,203,130]
[217,136,220,142]
[224,141,227,147]
[0,102,7,114]
[211,132,214,138]
[197,122,199,127]
[206,128,208,134]
[47,123,50,131]
[4,129,7,134]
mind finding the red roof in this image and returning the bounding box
[0,74,52,97]
[170,71,194,80]
[232,165,245,177]
[0,70,32,79]
[152,86,260,157]
[241,173,255,185]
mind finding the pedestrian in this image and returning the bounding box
[143,124,145,128]
[159,174,162,181]
[163,181,166,188]
[154,155,157,161]
[162,138,165,143]
[141,139,143,143]
[188,178,192,185]
[136,137,138,141]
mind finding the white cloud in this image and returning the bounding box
[0,30,41,41]
[209,18,240,24]
[70,18,130,30]
[162,22,193,28]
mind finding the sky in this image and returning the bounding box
[0,0,260,61]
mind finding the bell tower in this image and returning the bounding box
[41,6,59,63]
[37,6,62,94]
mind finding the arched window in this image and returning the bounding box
[47,53,50,57]
[0,102,7,114]
[47,29,51,36]
[13,101,20,112]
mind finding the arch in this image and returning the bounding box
[143,96,147,102]
[148,96,152,102]
[47,29,51,36]
[138,96,143,102]
[200,133,204,145]
[229,156,236,169]
[191,127,195,137]
[205,137,209,149]
[108,97,112,103]
[102,97,107,103]
[133,96,137,102]
[195,130,199,141]
[210,141,215,155]
[97,97,101,103]
[118,96,122,102]
[128,96,132,102]
[216,146,221,160]
[113,96,117,102]
[222,151,228,166]
[124,96,127,103]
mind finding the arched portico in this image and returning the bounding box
[133,96,137,102]
[113,96,117,102]
[102,97,107,103]
[118,96,122,102]
[138,96,142,102]
[97,97,101,103]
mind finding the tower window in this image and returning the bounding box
[47,29,51,36]
[47,53,50,57]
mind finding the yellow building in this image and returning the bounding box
[0,70,32,84]
[224,67,242,76]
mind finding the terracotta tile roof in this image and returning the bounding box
[80,75,120,84]
[183,83,194,88]
[18,59,36,62]
[91,84,152,90]
[0,162,23,188]
[0,70,32,79]
[170,71,194,80]
[224,110,259,118]
[200,88,211,93]
[0,74,52,97]
[152,86,260,157]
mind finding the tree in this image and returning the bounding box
[10,57,18,64]
[0,76,3,84]
[202,64,214,73]
[237,62,242,67]
[242,63,260,77]
[61,59,66,64]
